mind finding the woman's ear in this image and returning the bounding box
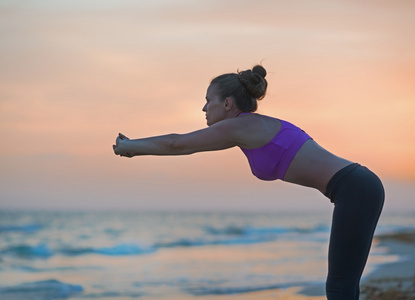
[224,97,233,111]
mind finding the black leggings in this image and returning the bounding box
[325,163,384,300]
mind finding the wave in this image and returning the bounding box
[0,224,43,234]
[154,224,330,248]
[1,244,53,259]
[186,281,314,296]
[60,243,156,256]
[83,291,144,298]
[0,279,83,299]
[155,235,275,248]
[205,225,247,235]
[1,243,155,259]
[0,224,330,260]
[11,265,84,273]
[205,224,329,236]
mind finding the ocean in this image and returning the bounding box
[0,210,414,299]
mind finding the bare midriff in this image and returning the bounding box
[283,139,354,195]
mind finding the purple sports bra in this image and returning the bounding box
[239,116,312,181]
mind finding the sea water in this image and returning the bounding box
[0,210,413,299]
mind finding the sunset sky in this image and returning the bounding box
[1,0,414,212]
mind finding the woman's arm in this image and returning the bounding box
[113,119,243,157]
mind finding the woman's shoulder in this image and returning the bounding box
[229,112,282,148]
[237,112,279,122]
[249,113,282,129]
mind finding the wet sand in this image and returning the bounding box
[360,230,415,299]
[138,287,326,300]
[140,230,415,300]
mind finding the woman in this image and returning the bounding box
[113,65,384,299]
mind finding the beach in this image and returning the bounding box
[360,230,415,299]
[0,211,414,300]
[152,230,415,300]
[192,231,415,300]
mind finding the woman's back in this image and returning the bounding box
[236,113,352,194]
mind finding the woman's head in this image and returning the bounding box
[209,65,268,112]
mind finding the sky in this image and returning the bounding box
[0,0,414,212]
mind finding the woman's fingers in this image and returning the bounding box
[113,144,120,155]
[113,133,131,157]
[114,133,131,156]
[118,133,128,140]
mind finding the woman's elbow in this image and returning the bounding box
[168,134,194,155]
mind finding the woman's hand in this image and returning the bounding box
[113,133,134,158]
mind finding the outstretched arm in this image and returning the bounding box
[113,119,243,157]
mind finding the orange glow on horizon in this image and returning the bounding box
[1,0,414,210]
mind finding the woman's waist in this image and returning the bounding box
[283,140,353,194]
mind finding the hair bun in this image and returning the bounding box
[237,65,268,101]
[210,64,268,112]
[252,65,266,78]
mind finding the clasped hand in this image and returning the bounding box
[113,133,133,157]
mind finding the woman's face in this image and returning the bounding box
[203,84,227,126]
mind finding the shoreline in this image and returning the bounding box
[360,230,415,299]
[185,229,415,300]
[297,230,415,299]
